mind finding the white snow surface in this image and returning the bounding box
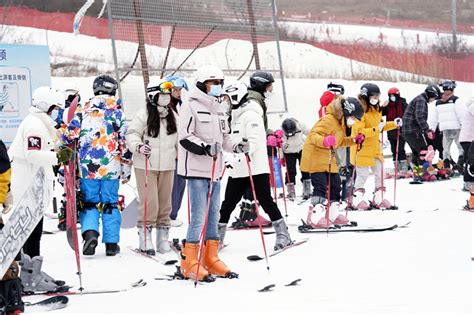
[31,172,473,315]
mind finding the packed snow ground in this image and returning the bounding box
[29,170,472,314]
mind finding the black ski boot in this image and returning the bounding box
[82,230,99,256]
[106,243,120,256]
[57,197,67,231]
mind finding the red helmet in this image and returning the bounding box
[388,87,400,95]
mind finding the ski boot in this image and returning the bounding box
[329,201,350,225]
[180,241,213,282]
[351,188,370,210]
[202,240,237,278]
[20,255,59,293]
[443,159,454,177]
[272,218,292,251]
[156,226,177,262]
[411,165,424,184]
[302,179,312,200]
[307,196,330,228]
[82,230,99,256]
[371,187,392,209]
[138,225,155,256]
[105,243,120,256]
[57,195,67,231]
[286,182,296,201]
[217,223,227,249]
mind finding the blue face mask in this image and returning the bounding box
[390,96,397,102]
[208,85,222,97]
[50,108,61,123]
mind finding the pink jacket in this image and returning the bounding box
[177,86,232,179]
[460,97,474,143]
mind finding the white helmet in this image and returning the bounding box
[146,79,174,102]
[223,81,248,106]
[195,65,224,84]
[32,86,65,112]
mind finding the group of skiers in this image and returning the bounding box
[0,65,472,312]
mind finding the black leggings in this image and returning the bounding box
[219,174,283,224]
[403,132,428,166]
[461,142,474,182]
[23,218,43,258]
[310,172,342,202]
[284,151,310,184]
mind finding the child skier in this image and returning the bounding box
[350,83,401,210]
[60,75,132,257]
[126,79,178,258]
[301,96,364,228]
[218,81,293,250]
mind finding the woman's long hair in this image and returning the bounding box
[146,98,177,138]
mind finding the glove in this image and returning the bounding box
[275,137,283,148]
[209,142,222,156]
[137,143,152,156]
[57,147,73,164]
[323,135,336,148]
[1,191,13,214]
[426,130,435,140]
[233,140,250,154]
[353,133,365,145]
[266,134,277,147]
[394,117,403,127]
[378,120,386,131]
[274,129,284,139]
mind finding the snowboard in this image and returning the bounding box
[0,167,50,278]
[121,197,138,229]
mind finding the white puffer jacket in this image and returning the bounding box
[126,107,178,171]
[428,96,466,131]
[228,100,269,178]
[459,97,474,143]
[177,86,232,179]
[282,121,309,154]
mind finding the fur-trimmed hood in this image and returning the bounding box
[326,95,345,120]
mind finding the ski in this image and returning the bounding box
[24,296,69,312]
[298,221,399,233]
[258,284,275,292]
[130,248,177,265]
[226,225,272,231]
[257,278,301,292]
[285,278,302,286]
[25,279,146,296]
[247,238,309,261]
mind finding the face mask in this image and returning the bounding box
[346,117,356,126]
[157,105,169,117]
[263,91,273,99]
[389,96,397,102]
[158,94,171,106]
[369,98,379,106]
[50,108,60,122]
[208,85,222,97]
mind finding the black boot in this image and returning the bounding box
[82,230,99,256]
[105,243,120,256]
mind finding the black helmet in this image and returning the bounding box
[281,118,298,136]
[343,97,364,120]
[327,82,345,95]
[425,84,441,99]
[440,80,456,91]
[360,83,381,98]
[93,75,118,96]
[249,71,275,93]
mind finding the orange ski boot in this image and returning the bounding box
[202,240,237,278]
[180,242,210,281]
[470,186,474,209]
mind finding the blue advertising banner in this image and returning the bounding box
[0,44,51,145]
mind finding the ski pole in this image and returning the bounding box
[276,148,288,217]
[325,148,335,231]
[143,140,150,252]
[380,131,385,205]
[244,142,270,271]
[187,189,190,225]
[194,156,217,287]
[393,127,400,209]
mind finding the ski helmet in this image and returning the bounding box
[425,84,441,99]
[147,79,174,103]
[93,75,118,96]
[64,86,81,105]
[165,75,189,91]
[327,82,345,95]
[388,87,400,95]
[195,65,224,93]
[360,83,381,98]
[32,86,65,112]
[343,97,364,120]
[223,81,248,107]
[249,71,275,93]
[440,80,456,91]
[281,118,298,136]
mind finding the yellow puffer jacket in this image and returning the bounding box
[350,97,396,167]
[301,96,355,173]
[0,140,11,204]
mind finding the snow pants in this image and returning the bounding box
[284,151,310,184]
[442,129,463,160]
[310,172,341,202]
[79,179,121,244]
[354,159,383,190]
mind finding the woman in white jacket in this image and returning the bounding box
[218,81,292,251]
[126,80,177,257]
